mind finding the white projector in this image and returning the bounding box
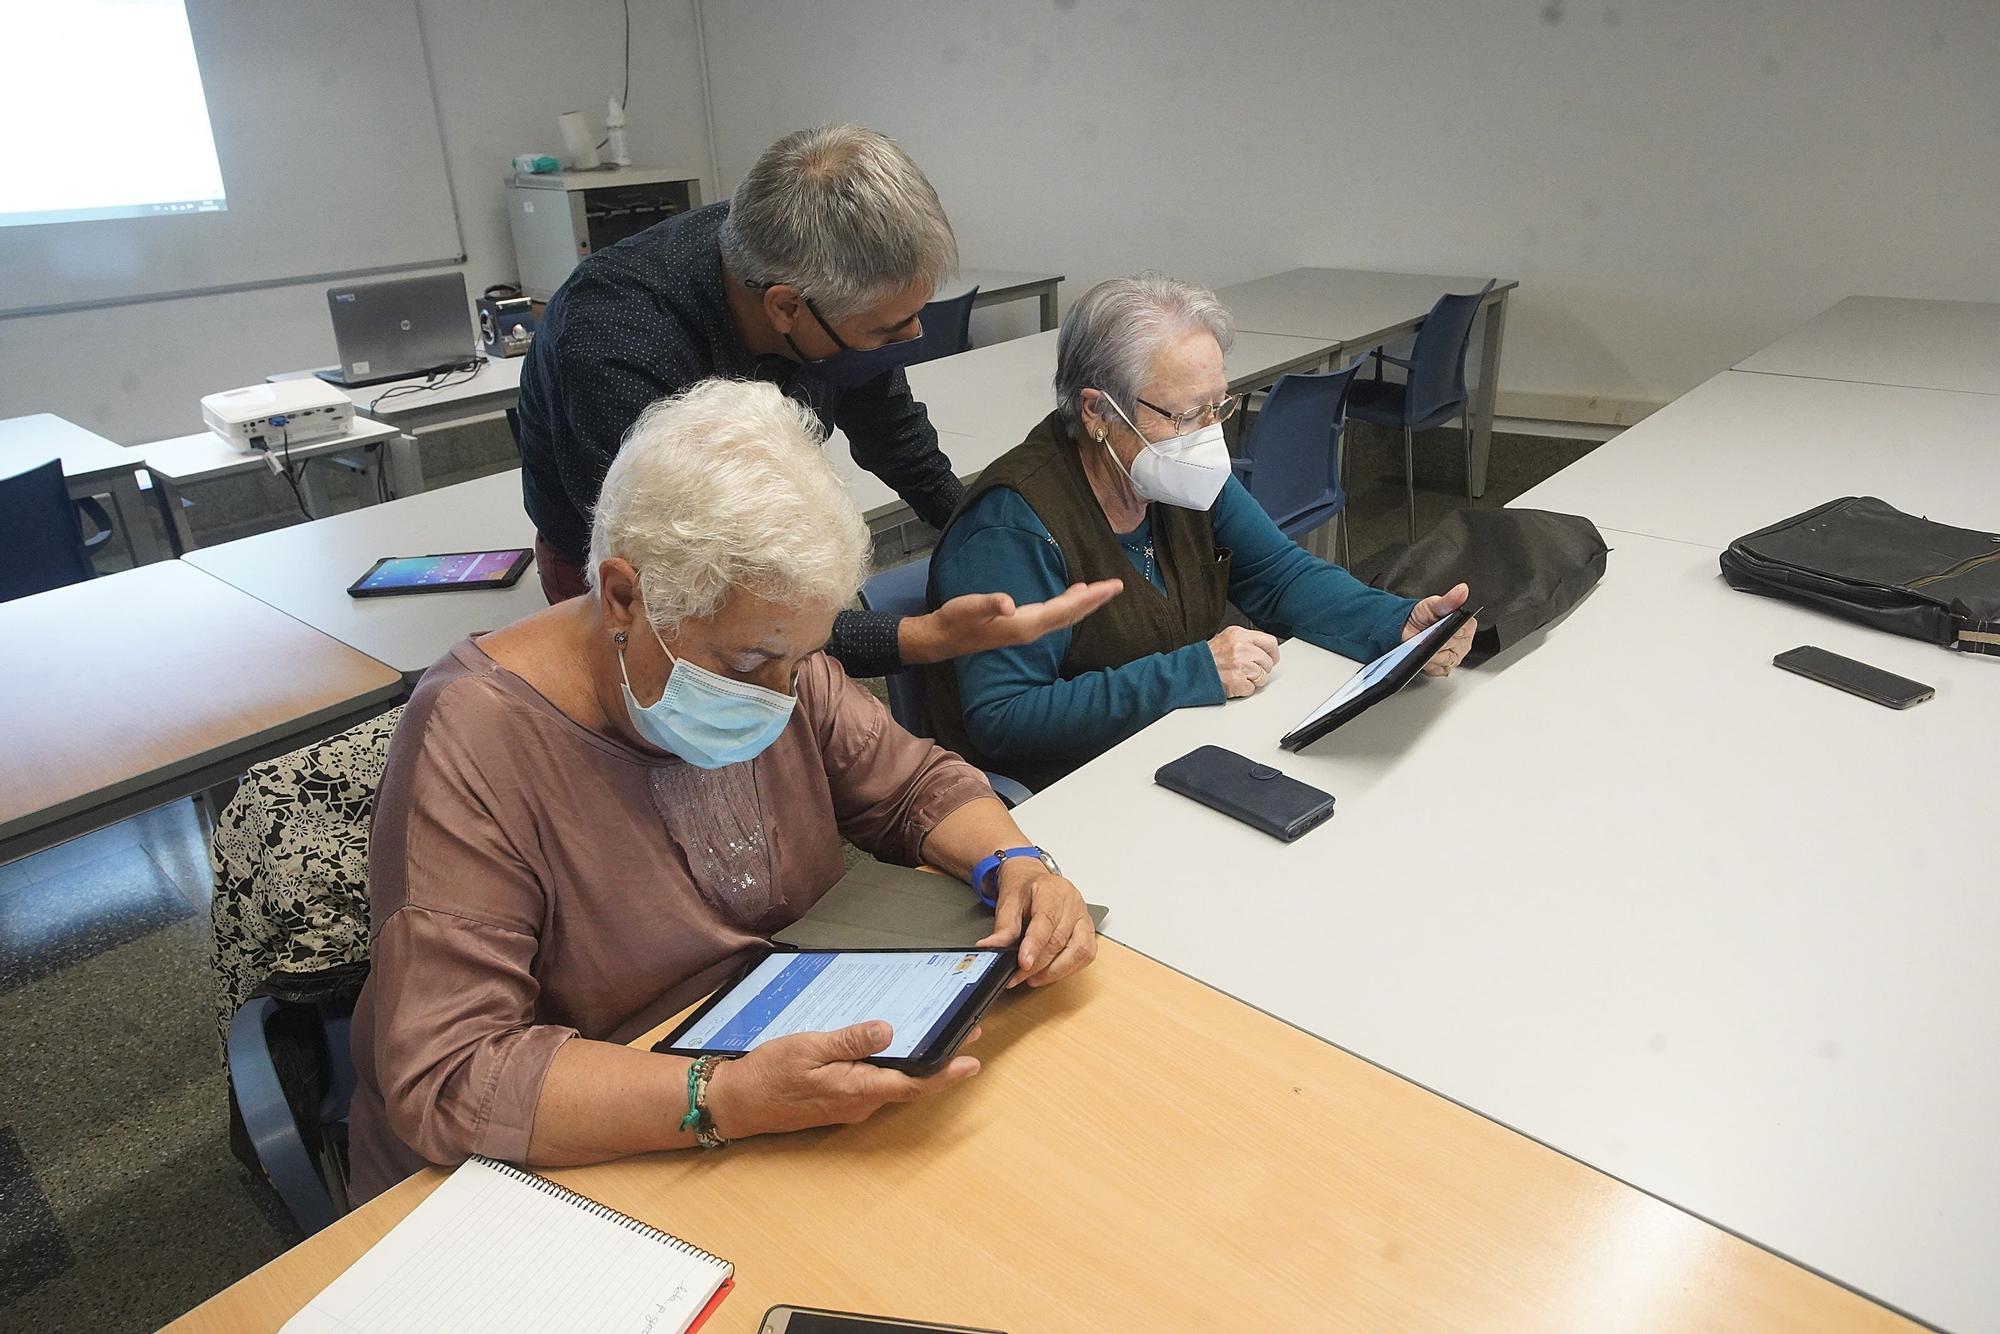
[200,381,354,451]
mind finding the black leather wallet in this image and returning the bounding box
[1153,745,1336,842]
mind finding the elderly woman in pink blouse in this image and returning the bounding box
[346,378,1097,1202]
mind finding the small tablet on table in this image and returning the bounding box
[347,548,532,598]
[654,946,1015,1074]
[1278,604,1478,753]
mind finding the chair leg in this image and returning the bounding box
[1335,425,1353,567]
[1461,411,1475,501]
[1402,422,1418,542]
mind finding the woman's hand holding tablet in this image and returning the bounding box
[697,1018,985,1139]
[1401,582,1479,676]
[657,947,1014,1073]
[1279,592,1482,752]
[654,947,1010,1138]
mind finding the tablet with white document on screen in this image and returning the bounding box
[655,947,1016,1074]
[1278,604,1479,753]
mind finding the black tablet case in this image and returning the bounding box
[1153,746,1335,842]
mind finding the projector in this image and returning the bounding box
[200,381,354,451]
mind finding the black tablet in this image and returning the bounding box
[1278,604,1478,753]
[653,946,1016,1074]
[347,548,532,597]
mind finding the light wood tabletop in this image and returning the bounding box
[0,561,403,863]
[164,941,1910,1333]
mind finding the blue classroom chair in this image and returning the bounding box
[904,286,979,365]
[860,555,1032,808]
[1345,280,1496,541]
[1231,358,1369,566]
[0,459,98,603]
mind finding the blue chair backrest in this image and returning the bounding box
[904,286,979,365]
[1241,359,1367,523]
[0,458,94,603]
[858,555,933,732]
[1406,280,1496,423]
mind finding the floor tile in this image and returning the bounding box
[0,922,288,1334]
[0,841,192,995]
[0,1125,73,1306]
[130,800,215,910]
[0,821,147,895]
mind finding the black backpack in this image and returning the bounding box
[1353,509,1609,665]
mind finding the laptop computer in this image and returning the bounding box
[316,273,476,388]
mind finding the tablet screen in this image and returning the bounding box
[353,549,529,592]
[671,950,1005,1059]
[1290,611,1460,734]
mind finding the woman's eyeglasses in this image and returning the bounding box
[1135,393,1241,434]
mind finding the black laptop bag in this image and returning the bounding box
[1719,496,2000,657]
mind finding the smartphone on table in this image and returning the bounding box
[1772,645,1933,709]
[760,1309,1005,1334]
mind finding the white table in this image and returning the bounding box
[137,418,403,553]
[0,413,165,564]
[823,426,987,525]
[1513,369,2000,548]
[273,353,525,434]
[889,326,1337,545]
[270,354,525,494]
[908,324,1336,450]
[1015,529,1998,1333]
[1213,268,1519,496]
[938,267,1064,331]
[1735,295,2000,397]
[183,469,543,681]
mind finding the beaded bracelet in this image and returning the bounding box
[679,1054,729,1149]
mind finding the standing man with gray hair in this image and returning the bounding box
[517,125,1118,677]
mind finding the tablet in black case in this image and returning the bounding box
[1278,604,1478,753]
[1154,746,1335,842]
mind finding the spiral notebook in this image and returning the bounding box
[280,1156,734,1333]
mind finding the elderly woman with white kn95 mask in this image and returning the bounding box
[923,274,1476,792]
[345,377,1095,1205]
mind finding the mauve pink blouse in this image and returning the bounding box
[346,637,991,1202]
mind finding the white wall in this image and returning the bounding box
[0,0,714,445]
[698,0,2000,423]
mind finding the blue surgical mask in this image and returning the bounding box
[786,293,928,387]
[618,621,795,768]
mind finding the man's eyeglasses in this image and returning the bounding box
[1135,394,1240,434]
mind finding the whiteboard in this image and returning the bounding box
[0,0,462,317]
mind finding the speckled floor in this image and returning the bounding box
[0,802,295,1334]
[0,419,1596,1333]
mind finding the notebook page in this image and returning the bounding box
[281,1158,729,1334]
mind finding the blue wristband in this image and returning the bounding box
[969,846,1045,909]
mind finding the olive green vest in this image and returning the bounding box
[922,410,1231,792]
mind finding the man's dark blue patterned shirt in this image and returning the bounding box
[517,202,962,677]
